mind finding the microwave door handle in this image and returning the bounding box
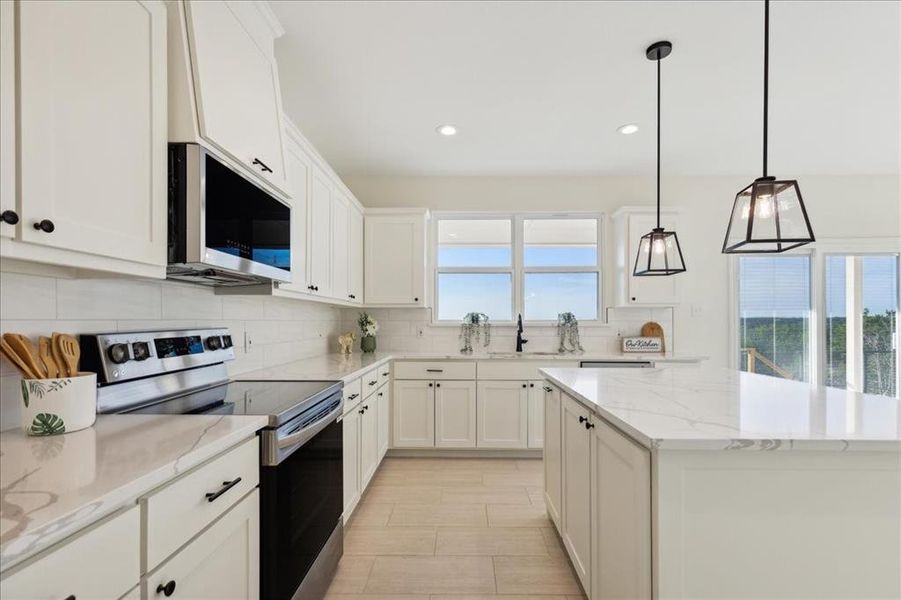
[277,403,343,449]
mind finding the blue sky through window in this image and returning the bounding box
[826,255,898,315]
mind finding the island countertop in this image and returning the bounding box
[540,366,901,451]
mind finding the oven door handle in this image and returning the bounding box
[276,403,343,450]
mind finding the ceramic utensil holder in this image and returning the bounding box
[19,372,97,436]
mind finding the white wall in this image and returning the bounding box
[0,270,341,430]
[344,173,901,367]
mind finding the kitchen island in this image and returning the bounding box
[540,366,901,600]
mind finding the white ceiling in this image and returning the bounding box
[272,1,900,177]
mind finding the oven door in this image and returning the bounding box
[260,417,343,600]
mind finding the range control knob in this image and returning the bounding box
[205,336,223,351]
[107,343,130,364]
[221,335,233,349]
[132,341,151,361]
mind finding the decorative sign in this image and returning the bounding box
[622,337,663,353]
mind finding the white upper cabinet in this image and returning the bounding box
[364,209,429,306]
[613,207,681,306]
[331,192,351,301]
[348,206,364,303]
[308,168,333,296]
[2,0,167,276]
[169,0,288,195]
[279,124,311,293]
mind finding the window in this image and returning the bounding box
[434,215,601,323]
[825,254,899,397]
[737,255,811,382]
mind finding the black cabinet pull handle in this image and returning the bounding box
[377,392,383,396]
[0,210,18,225]
[543,386,553,392]
[347,393,359,400]
[205,477,241,503]
[382,372,389,376]
[579,416,588,424]
[252,157,273,173]
[156,580,176,597]
[369,380,377,386]
[64,596,76,600]
[426,369,443,373]
[33,219,54,233]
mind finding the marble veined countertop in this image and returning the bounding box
[541,366,901,452]
[236,351,704,383]
[0,414,267,572]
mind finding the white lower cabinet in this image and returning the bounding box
[342,404,361,520]
[0,506,140,600]
[359,393,379,489]
[435,380,477,448]
[543,383,563,528]
[393,380,435,448]
[477,381,529,448]
[342,372,390,522]
[145,489,260,600]
[376,384,390,459]
[561,394,592,591]
[527,380,545,448]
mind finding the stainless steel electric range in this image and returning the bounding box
[80,328,344,600]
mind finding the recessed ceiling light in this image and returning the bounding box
[617,123,639,135]
[436,124,457,136]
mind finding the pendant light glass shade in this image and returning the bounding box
[633,40,686,277]
[634,228,686,276]
[722,176,814,253]
[722,0,814,254]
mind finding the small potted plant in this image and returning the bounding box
[358,312,379,353]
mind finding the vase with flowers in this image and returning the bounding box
[358,312,379,353]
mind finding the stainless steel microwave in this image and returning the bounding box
[167,143,292,286]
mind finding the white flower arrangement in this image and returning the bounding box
[358,312,379,338]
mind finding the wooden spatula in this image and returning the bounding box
[0,338,40,379]
[38,336,59,378]
[54,333,80,377]
[2,334,46,378]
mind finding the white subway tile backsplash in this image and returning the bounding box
[0,272,56,319]
[161,283,223,320]
[57,278,162,320]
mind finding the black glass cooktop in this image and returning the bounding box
[123,379,342,428]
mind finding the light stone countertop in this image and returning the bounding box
[0,414,267,572]
[541,366,901,452]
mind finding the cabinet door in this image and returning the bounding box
[348,206,364,303]
[279,131,310,293]
[330,192,350,301]
[364,213,425,305]
[435,380,477,448]
[561,394,592,591]
[308,169,332,295]
[543,384,563,528]
[359,397,380,490]
[146,489,259,600]
[184,0,287,192]
[0,0,15,240]
[626,212,679,305]
[393,380,435,448]
[527,381,545,448]
[476,381,528,449]
[342,409,361,521]
[17,0,166,265]
[591,418,652,600]
[376,385,390,459]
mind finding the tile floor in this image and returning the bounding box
[325,457,586,599]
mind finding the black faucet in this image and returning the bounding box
[516,314,528,352]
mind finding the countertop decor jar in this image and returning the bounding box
[19,372,97,436]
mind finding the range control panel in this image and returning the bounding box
[80,328,236,385]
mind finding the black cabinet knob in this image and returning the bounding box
[413,297,419,302]
[579,415,588,424]
[33,219,54,233]
[631,296,637,302]
[349,294,356,299]
[522,383,527,388]
[428,382,433,387]
[585,421,596,430]
[314,285,319,291]
[156,580,176,597]
[529,383,534,388]
[359,409,365,414]
[64,596,75,600]
[436,383,441,388]
[0,210,18,225]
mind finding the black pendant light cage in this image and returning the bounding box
[633,40,686,277]
[722,0,814,254]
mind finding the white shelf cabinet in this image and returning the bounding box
[476,381,529,449]
[176,0,288,194]
[612,207,681,306]
[342,404,361,520]
[359,393,380,490]
[364,209,429,306]
[435,380,478,448]
[561,394,592,591]
[1,0,167,277]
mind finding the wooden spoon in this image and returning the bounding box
[0,338,40,379]
[38,336,59,378]
[2,334,45,378]
[51,332,67,377]
[54,333,80,377]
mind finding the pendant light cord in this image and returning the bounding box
[656,53,661,228]
[762,0,769,177]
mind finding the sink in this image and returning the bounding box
[487,351,563,358]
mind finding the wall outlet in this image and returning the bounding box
[244,331,254,352]
[691,304,704,317]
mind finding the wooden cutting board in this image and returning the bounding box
[640,321,665,352]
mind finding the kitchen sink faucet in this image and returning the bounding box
[516,314,528,352]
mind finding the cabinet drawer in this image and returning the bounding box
[477,360,579,381]
[143,437,259,571]
[1,506,139,600]
[361,367,380,398]
[377,361,392,387]
[394,361,475,380]
[343,377,362,413]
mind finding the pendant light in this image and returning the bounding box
[722,0,814,254]
[633,41,686,277]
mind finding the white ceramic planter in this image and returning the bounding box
[19,372,97,436]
